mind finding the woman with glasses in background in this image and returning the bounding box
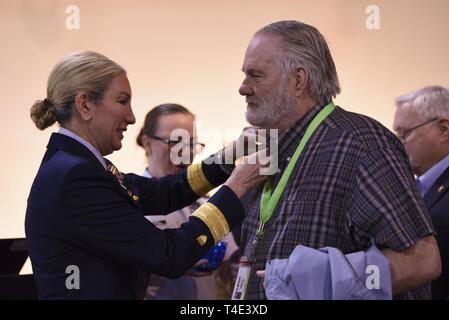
[137,104,204,178]
[137,104,239,300]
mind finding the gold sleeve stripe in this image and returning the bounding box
[192,202,230,244]
[187,163,214,196]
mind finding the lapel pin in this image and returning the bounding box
[196,235,207,246]
[438,185,445,193]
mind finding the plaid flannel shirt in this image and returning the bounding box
[240,103,435,300]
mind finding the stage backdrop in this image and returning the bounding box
[1,0,448,244]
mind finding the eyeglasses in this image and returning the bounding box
[150,135,205,154]
[396,117,439,142]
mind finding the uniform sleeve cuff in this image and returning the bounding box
[191,185,244,243]
[201,157,230,186]
[186,160,230,196]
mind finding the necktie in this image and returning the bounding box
[107,163,125,185]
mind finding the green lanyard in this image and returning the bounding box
[257,102,336,236]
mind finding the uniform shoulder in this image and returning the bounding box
[39,150,106,183]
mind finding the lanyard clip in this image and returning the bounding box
[256,221,265,237]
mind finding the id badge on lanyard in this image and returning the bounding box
[231,256,253,300]
[231,222,264,300]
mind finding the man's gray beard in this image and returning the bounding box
[245,86,293,128]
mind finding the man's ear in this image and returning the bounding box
[294,66,309,98]
[74,92,94,121]
[438,118,449,143]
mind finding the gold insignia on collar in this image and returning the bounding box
[126,190,139,201]
[438,185,445,193]
[196,235,207,246]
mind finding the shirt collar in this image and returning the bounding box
[58,127,108,170]
[417,153,449,196]
[142,168,152,178]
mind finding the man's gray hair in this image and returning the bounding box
[395,86,449,120]
[256,20,341,106]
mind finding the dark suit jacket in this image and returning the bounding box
[424,166,449,299]
[25,133,243,299]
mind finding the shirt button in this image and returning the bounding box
[277,169,281,174]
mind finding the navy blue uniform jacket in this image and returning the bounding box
[25,133,244,299]
[425,167,449,299]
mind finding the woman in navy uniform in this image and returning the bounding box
[25,51,266,299]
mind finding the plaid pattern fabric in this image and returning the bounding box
[240,104,435,300]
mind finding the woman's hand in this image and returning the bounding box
[224,149,271,198]
[222,127,267,164]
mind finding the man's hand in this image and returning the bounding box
[256,270,265,278]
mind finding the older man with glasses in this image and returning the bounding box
[393,85,449,299]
